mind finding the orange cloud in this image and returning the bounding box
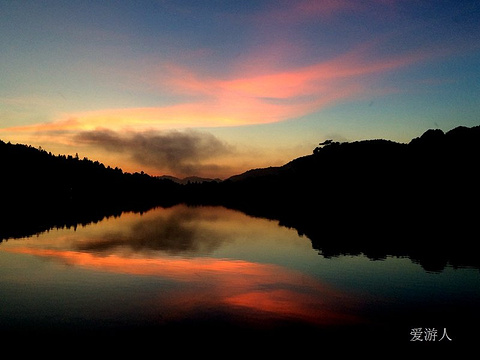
[0,44,429,138]
[2,117,78,133]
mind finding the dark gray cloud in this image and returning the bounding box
[74,128,233,176]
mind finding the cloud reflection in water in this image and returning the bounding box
[3,205,362,328]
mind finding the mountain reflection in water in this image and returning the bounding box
[1,205,479,349]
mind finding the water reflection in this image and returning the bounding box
[0,205,362,336]
[5,246,358,326]
[74,206,233,255]
[1,204,479,348]
[2,202,479,272]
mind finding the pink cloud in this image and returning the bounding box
[259,0,359,24]
[1,41,432,139]
[156,44,429,125]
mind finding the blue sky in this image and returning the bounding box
[1,0,479,178]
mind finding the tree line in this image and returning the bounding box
[1,140,183,209]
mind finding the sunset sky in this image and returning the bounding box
[1,0,479,178]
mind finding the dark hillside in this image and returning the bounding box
[185,125,480,270]
[216,125,480,212]
[0,141,181,209]
[0,141,182,240]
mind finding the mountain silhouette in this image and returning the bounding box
[183,125,480,271]
[227,125,479,187]
[0,140,182,207]
[0,140,182,240]
[188,125,479,210]
[1,125,479,270]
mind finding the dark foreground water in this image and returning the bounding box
[1,205,478,354]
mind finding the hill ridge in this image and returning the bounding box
[225,125,480,183]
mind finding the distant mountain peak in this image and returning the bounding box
[157,175,222,184]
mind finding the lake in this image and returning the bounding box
[1,204,478,352]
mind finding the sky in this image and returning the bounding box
[1,0,479,179]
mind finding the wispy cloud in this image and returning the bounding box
[155,43,432,124]
[261,0,359,24]
[1,29,437,136]
[254,0,404,26]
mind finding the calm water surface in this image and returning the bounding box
[1,205,479,349]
